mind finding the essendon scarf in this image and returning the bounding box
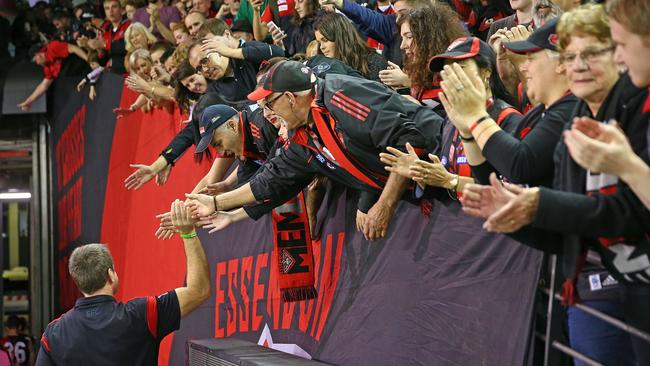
[272,183,318,302]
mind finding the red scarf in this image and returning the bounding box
[272,191,317,302]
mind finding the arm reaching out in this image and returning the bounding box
[170,199,211,317]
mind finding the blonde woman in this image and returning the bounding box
[124,22,157,52]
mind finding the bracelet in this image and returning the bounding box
[459,133,474,142]
[213,195,218,212]
[180,232,197,239]
[469,115,491,134]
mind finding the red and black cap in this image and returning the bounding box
[503,18,559,54]
[429,37,496,72]
[195,104,238,154]
[247,60,315,101]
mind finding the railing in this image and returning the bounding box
[538,255,650,366]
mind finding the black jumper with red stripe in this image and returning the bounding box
[36,292,180,366]
[247,74,445,214]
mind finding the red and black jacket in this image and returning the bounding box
[101,18,130,75]
[248,74,444,213]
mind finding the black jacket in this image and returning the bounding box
[207,41,284,101]
[248,74,444,212]
[512,74,650,285]
[472,94,578,187]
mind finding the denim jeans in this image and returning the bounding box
[567,299,636,366]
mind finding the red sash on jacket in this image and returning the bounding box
[310,106,383,190]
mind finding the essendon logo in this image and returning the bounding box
[214,232,344,341]
[548,34,558,47]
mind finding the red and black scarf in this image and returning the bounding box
[272,193,318,302]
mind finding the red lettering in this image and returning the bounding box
[252,253,268,332]
[209,232,344,341]
[299,238,321,332]
[57,177,83,250]
[239,256,253,333]
[56,106,85,191]
[214,262,226,337]
[227,259,238,336]
[266,250,281,329]
[313,233,345,340]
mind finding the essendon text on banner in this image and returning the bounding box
[214,232,344,341]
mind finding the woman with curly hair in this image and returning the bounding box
[396,3,465,106]
[314,12,388,81]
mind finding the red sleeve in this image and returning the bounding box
[43,63,62,80]
[46,41,70,61]
[261,4,273,23]
[145,296,158,338]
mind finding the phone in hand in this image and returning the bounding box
[267,21,279,32]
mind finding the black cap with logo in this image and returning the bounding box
[248,60,315,101]
[195,104,238,154]
[429,36,496,72]
[503,18,559,53]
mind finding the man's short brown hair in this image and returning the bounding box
[606,0,650,39]
[197,18,229,38]
[68,244,114,294]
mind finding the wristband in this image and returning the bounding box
[180,232,197,239]
[459,133,474,142]
[469,115,491,134]
[213,195,218,212]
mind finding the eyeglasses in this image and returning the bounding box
[197,53,220,75]
[263,92,285,112]
[561,46,614,65]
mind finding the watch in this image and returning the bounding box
[448,174,459,191]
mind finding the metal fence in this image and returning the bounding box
[537,255,650,366]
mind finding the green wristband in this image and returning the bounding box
[180,232,197,239]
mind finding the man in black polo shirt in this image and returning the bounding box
[187,35,284,101]
[35,200,210,366]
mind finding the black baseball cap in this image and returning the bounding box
[195,104,238,153]
[230,19,253,34]
[429,36,496,72]
[247,60,315,101]
[503,18,559,54]
[28,43,46,59]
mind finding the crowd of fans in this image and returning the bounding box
[3,0,650,364]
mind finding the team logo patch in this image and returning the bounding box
[301,67,311,74]
[548,34,558,47]
[312,63,331,75]
[280,249,296,274]
[447,38,467,51]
